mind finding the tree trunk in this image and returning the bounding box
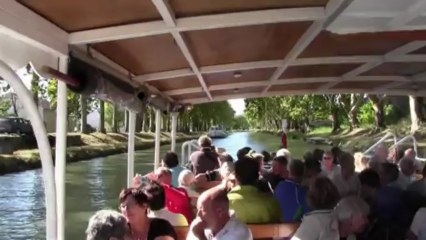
[80,95,88,133]
[409,95,421,133]
[417,97,426,121]
[98,100,106,133]
[124,110,129,132]
[135,113,143,132]
[348,94,361,130]
[368,95,385,129]
[11,94,18,116]
[331,107,340,133]
[112,104,118,133]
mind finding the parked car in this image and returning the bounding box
[0,117,34,135]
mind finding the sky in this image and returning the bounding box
[228,98,245,116]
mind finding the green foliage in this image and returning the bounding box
[358,100,397,126]
[232,115,250,130]
[180,101,235,131]
[0,100,11,116]
[105,102,125,130]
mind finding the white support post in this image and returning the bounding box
[55,57,68,240]
[127,111,136,187]
[154,109,162,170]
[171,112,178,152]
[0,61,57,240]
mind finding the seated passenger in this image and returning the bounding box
[154,167,192,223]
[373,143,389,163]
[178,169,199,198]
[331,152,360,197]
[161,151,185,187]
[321,150,340,179]
[335,195,370,239]
[397,157,416,190]
[407,165,426,197]
[189,135,220,175]
[274,159,309,222]
[358,168,381,212]
[354,152,368,173]
[264,155,290,190]
[228,157,281,224]
[133,168,192,224]
[144,181,188,227]
[404,148,417,160]
[118,188,177,240]
[187,186,252,240]
[376,163,410,233]
[276,148,292,160]
[407,207,426,240]
[302,156,322,190]
[291,176,340,240]
[86,209,131,240]
[236,147,252,161]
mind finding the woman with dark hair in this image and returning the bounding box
[291,176,340,240]
[119,188,177,240]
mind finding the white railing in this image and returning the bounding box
[363,132,397,157]
[181,139,198,167]
[389,135,426,162]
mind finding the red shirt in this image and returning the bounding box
[162,184,193,223]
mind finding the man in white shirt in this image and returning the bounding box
[187,185,252,240]
[332,153,360,197]
[397,157,416,190]
[408,208,426,240]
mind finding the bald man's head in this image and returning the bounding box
[197,186,230,227]
[155,167,172,185]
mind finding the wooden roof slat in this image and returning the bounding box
[171,0,329,18]
[18,0,162,32]
[69,7,324,44]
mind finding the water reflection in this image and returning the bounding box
[0,132,325,239]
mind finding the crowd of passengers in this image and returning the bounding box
[86,135,426,240]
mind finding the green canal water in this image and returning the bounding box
[0,132,327,239]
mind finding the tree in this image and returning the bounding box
[368,95,386,129]
[98,100,106,133]
[409,95,421,133]
[0,100,11,116]
[80,95,88,133]
[339,94,363,130]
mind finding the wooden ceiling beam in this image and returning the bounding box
[0,1,68,56]
[261,0,355,95]
[151,0,212,100]
[69,7,324,44]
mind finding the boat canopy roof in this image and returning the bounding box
[2,0,426,106]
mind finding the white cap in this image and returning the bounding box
[276,148,292,160]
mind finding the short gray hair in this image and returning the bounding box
[198,135,212,147]
[86,210,128,240]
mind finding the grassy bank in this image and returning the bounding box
[307,121,426,154]
[0,132,198,175]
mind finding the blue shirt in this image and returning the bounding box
[274,179,309,222]
[170,166,185,187]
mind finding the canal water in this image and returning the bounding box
[0,132,326,240]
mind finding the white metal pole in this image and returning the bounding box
[55,57,68,240]
[154,109,161,170]
[0,61,57,239]
[171,112,178,152]
[127,111,136,187]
